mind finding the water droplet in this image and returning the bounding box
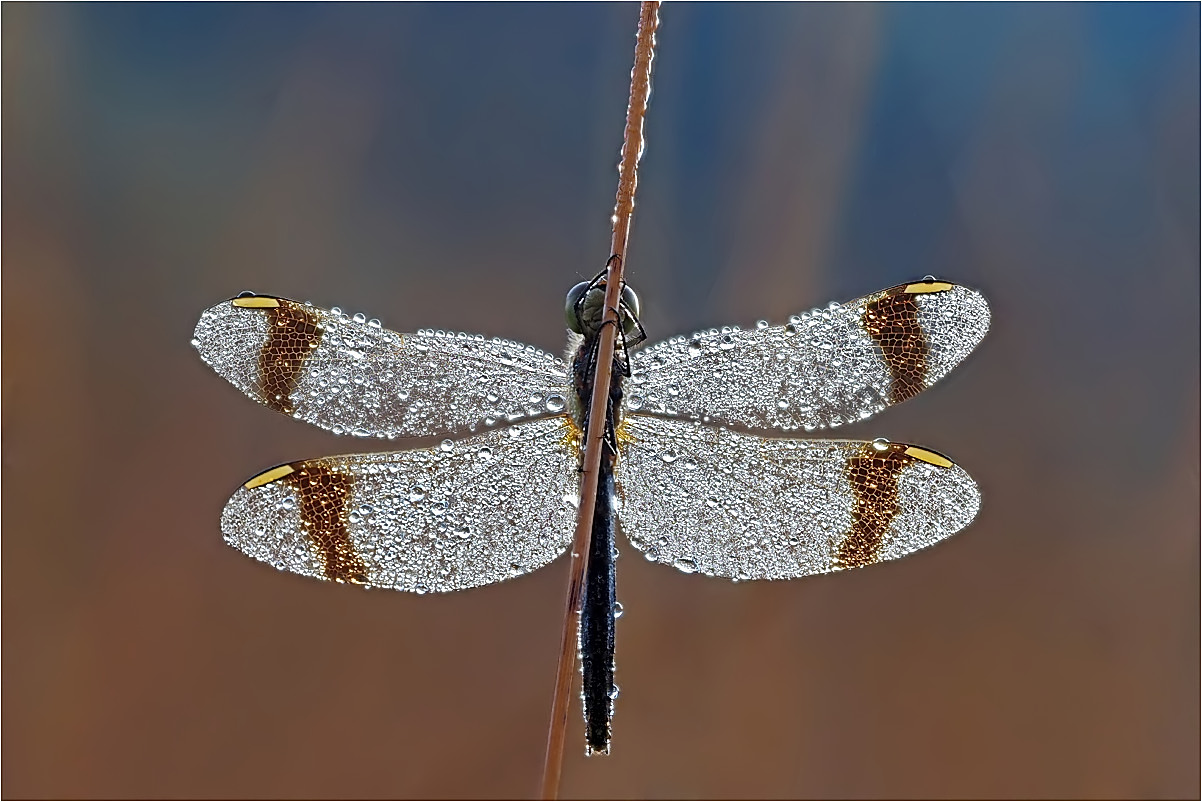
[675,558,697,574]
[666,384,680,397]
[628,395,645,411]
[431,501,447,517]
[368,318,382,329]
[545,394,566,413]
[704,495,719,508]
[476,446,493,460]
[687,338,703,357]
[352,427,370,437]
[352,312,367,324]
[280,497,296,510]
[440,439,454,452]
[398,388,410,401]
[719,334,735,350]
[454,526,472,539]
[871,437,890,451]
[776,399,789,410]
[660,451,678,464]
[486,391,500,403]
[613,601,624,618]
[755,319,769,330]
[409,485,427,503]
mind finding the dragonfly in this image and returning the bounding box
[192,272,990,756]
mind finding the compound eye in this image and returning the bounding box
[620,285,641,334]
[565,281,591,334]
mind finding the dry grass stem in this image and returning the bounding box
[539,3,660,798]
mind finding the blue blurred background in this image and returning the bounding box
[4,3,1198,797]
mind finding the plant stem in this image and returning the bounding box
[539,3,660,798]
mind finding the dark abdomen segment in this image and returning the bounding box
[580,461,617,755]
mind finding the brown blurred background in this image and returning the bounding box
[4,3,1198,798]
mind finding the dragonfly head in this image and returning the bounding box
[565,279,641,338]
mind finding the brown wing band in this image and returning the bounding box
[286,462,368,584]
[836,444,911,570]
[862,292,929,404]
[259,300,322,414]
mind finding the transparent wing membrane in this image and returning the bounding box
[193,295,572,439]
[627,281,990,432]
[614,416,980,580]
[221,417,581,592]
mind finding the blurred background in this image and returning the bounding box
[4,3,1198,798]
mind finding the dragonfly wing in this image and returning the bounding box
[221,416,581,591]
[193,294,571,438]
[614,416,979,580]
[627,280,989,432]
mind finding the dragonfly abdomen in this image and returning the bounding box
[580,463,617,755]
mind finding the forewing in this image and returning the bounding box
[614,416,979,580]
[193,294,571,438]
[221,416,581,592]
[627,281,989,432]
